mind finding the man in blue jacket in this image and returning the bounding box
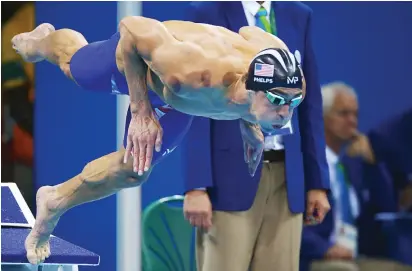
[300,82,408,271]
[183,2,330,270]
[368,108,412,210]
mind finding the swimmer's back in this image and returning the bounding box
[162,20,259,60]
[69,19,261,94]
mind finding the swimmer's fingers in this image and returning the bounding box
[138,139,147,176]
[155,127,163,152]
[124,135,133,164]
[144,141,154,173]
[132,136,140,173]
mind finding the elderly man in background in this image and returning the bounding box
[183,1,330,271]
[300,81,411,271]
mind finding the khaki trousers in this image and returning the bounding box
[311,258,412,271]
[196,162,303,271]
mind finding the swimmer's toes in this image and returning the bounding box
[39,242,51,263]
[45,243,51,258]
[11,36,38,62]
[11,34,24,47]
[39,248,47,263]
[26,248,38,265]
[11,24,55,63]
[25,231,51,264]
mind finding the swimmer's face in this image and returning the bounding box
[250,87,304,133]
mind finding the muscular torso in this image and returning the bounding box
[115,18,287,119]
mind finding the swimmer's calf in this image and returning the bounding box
[25,149,149,264]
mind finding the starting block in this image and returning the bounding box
[1,183,100,271]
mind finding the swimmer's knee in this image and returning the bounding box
[55,28,87,39]
[107,150,150,188]
[47,29,88,62]
[116,169,151,189]
[110,167,150,189]
[79,150,151,189]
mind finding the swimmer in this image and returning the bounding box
[12,17,305,264]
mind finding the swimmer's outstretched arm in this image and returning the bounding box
[118,19,163,175]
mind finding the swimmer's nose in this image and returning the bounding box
[277,105,290,119]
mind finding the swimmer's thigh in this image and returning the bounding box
[123,106,194,166]
[70,32,121,92]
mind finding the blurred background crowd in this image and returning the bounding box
[2,1,35,209]
[1,1,411,271]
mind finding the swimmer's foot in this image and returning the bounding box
[11,23,55,63]
[25,186,63,264]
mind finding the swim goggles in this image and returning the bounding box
[265,90,303,108]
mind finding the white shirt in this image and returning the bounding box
[241,1,292,151]
[325,146,360,244]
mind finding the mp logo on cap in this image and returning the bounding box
[287,76,299,84]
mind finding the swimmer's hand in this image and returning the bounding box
[240,120,264,177]
[124,111,163,175]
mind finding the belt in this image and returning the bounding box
[263,149,285,163]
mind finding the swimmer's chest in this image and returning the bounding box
[159,82,242,120]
